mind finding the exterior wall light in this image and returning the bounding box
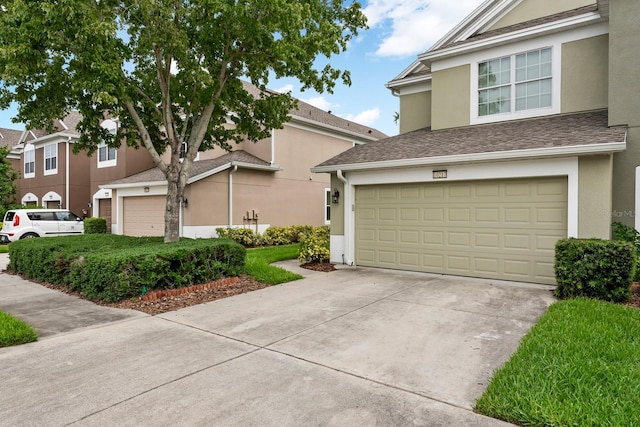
[332,188,340,204]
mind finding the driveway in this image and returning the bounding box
[0,255,555,426]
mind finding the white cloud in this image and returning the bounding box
[301,96,334,111]
[342,108,381,126]
[273,83,294,94]
[363,0,485,58]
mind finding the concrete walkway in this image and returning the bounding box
[0,253,556,426]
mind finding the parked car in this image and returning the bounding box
[0,209,84,243]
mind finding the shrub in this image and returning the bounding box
[613,221,640,281]
[298,226,330,264]
[554,238,636,302]
[215,227,259,247]
[261,226,295,246]
[84,217,108,234]
[8,235,245,302]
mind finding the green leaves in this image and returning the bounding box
[0,0,367,241]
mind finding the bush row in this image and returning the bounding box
[216,225,331,265]
[216,225,317,247]
[8,235,245,302]
[84,217,107,234]
[555,238,636,302]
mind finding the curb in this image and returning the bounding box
[140,277,240,301]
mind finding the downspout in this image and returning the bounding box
[336,170,352,265]
[228,165,238,228]
[270,129,276,165]
[65,137,71,209]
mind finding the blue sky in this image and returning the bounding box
[0,0,485,137]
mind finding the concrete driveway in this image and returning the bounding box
[0,254,555,426]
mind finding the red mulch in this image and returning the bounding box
[301,262,336,272]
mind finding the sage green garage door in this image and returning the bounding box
[355,177,567,284]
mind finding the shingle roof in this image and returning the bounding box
[242,81,387,140]
[434,4,600,52]
[107,150,272,185]
[0,128,23,149]
[314,110,626,169]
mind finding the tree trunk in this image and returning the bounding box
[164,170,182,243]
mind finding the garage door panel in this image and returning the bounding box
[355,177,567,285]
[123,196,165,237]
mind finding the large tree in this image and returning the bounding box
[0,0,367,242]
[0,146,18,213]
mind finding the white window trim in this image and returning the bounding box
[43,143,58,176]
[23,146,35,179]
[97,142,117,168]
[324,188,331,225]
[470,44,561,125]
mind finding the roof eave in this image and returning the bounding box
[311,141,627,173]
[420,10,603,63]
[289,114,380,142]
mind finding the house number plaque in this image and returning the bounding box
[433,170,447,179]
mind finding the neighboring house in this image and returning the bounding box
[10,113,92,214]
[0,128,22,178]
[312,0,635,285]
[7,113,155,227]
[103,87,387,238]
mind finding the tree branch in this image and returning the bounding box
[124,100,167,175]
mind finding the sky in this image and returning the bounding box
[0,0,486,138]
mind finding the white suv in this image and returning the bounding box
[0,209,84,243]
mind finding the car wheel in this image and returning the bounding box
[20,233,39,239]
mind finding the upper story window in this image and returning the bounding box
[44,144,57,175]
[24,145,35,178]
[179,141,199,161]
[97,142,117,168]
[98,119,118,168]
[478,47,552,117]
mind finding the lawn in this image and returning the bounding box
[0,311,38,347]
[475,298,640,426]
[245,244,303,284]
[0,245,8,254]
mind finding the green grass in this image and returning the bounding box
[245,244,303,284]
[0,245,8,253]
[0,311,38,347]
[475,298,640,426]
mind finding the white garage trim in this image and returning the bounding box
[21,192,38,205]
[337,157,578,266]
[92,188,113,217]
[113,185,168,236]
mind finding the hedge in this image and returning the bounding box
[84,217,107,234]
[554,238,636,302]
[8,235,245,302]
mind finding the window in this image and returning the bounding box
[179,141,187,159]
[97,142,117,168]
[44,144,57,174]
[24,146,35,178]
[478,47,552,117]
[325,189,331,224]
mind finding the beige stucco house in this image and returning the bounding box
[313,0,636,285]
[103,93,386,238]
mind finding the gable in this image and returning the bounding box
[485,0,597,32]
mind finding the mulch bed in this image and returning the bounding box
[3,262,338,316]
[5,266,638,316]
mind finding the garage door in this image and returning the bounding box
[123,196,165,237]
[355,177,567,284]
